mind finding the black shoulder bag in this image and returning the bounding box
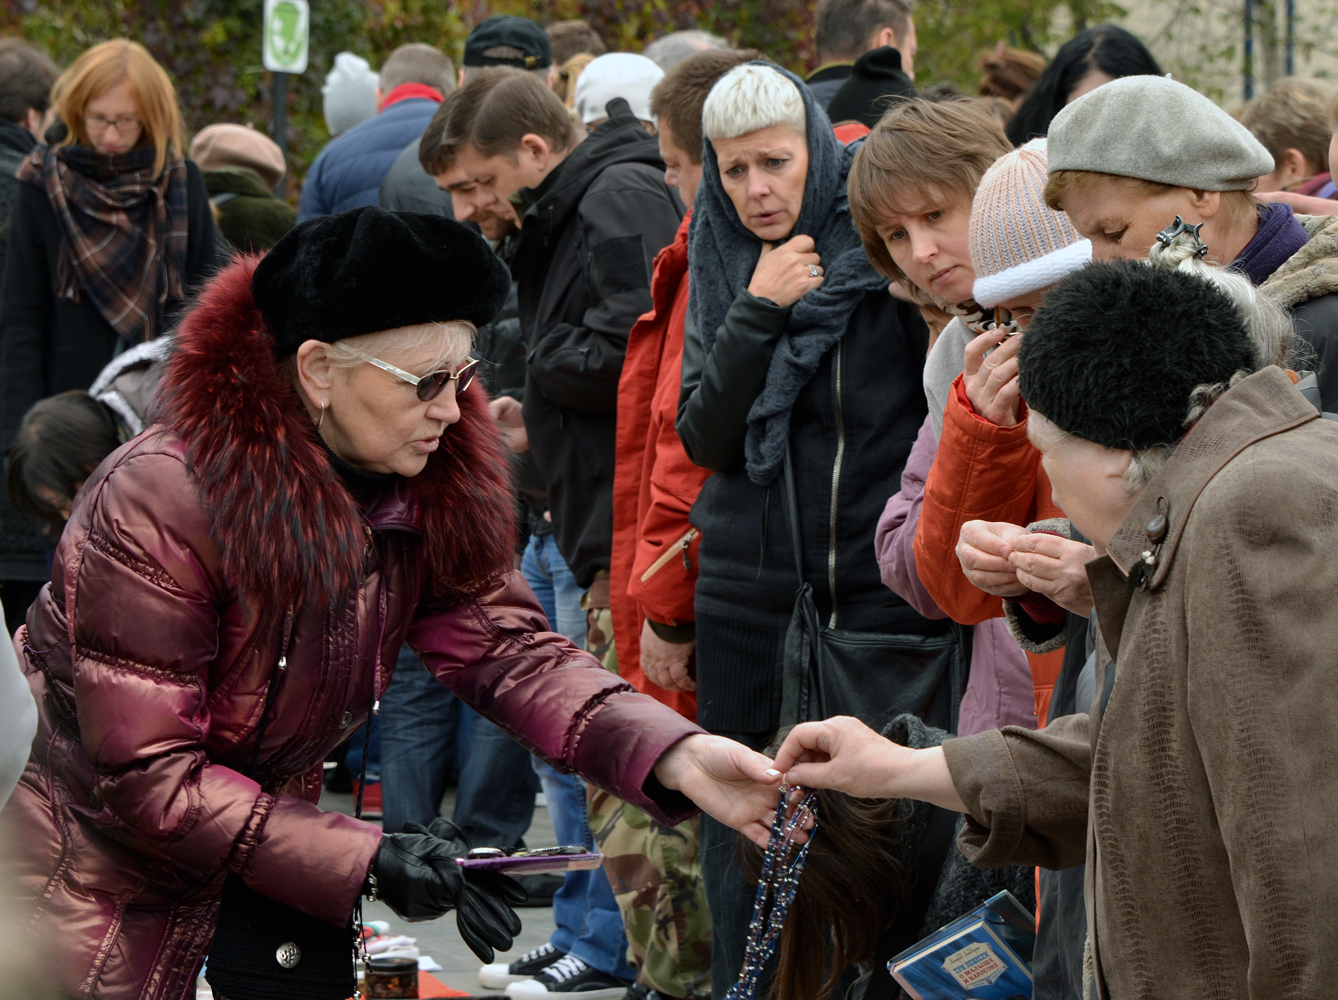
[777,448,971,735]
[206,614,362,1000]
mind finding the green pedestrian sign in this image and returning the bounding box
[263,0,309,75]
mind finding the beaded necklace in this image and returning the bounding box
[724,785,819,1000]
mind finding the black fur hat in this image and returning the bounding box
[1018,260,1259,450]
[252,207,511,355]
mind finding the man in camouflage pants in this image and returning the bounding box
[584,602,712,1000]
[590,790,711,1000]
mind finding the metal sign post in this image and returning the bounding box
[263,0,309,199]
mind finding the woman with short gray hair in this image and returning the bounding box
[676,62,957,991]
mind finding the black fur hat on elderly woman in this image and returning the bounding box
[252,206,512,355]
[1017,259,1260,451]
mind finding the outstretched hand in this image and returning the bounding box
[653,734,785,847]
[771,716,966,812]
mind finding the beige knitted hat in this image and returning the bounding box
[970,138,1091,308]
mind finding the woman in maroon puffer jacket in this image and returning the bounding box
[2,207,781,1000]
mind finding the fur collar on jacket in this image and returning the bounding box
[156,255,516,611]
[1261,213,1338,311]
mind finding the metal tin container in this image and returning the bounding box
[365,955,419,998]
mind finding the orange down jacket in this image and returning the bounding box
[610,214,706,720]
[914,375,1065,720]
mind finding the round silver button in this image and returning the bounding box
[276,941,301,969]
[340,710,353,728]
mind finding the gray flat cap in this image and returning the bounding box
[1047,75,1274,191]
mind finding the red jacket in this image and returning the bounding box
[610,214,707,720]
[5,258,702,1000]
[914,375,1065,721]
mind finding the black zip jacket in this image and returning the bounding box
[0,119,47,581]
[511,99,684,588]
[677,286,939,732]
[0,157,225,449]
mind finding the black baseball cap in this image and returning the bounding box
[463,16,552,69]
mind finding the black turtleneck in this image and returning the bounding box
[320,440,395,508]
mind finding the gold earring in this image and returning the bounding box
[317,401,326,432]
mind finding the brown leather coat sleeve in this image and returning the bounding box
[941,712,1091,871]
[408,571,704,826]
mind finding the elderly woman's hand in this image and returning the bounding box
[770,717,966,811]
[654,734,785,847]
[1008,533,1097,616]
[957,520,1030,597]
[963,328,1023,426]
[747,235,824,307]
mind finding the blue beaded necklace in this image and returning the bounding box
[724,786,819,1000]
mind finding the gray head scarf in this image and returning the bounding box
[688,63,889,487]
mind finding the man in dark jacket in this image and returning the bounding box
[806,0,916,110]
[298,43,453,221]
[0,39,59,624]
[379,18,551,215]
[425,69,683,599]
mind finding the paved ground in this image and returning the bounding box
[324,787,560,997]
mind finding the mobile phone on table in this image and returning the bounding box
[457,845,604,874]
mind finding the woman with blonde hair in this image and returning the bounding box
[0,38,223,453]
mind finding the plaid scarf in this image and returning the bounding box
[17,143,188,342]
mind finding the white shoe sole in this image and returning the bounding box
[505,983,630,1000]
[480,965,537,989]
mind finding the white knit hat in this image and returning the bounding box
[970,138,1092,308]
[573,53,664,124]
[323,52,379,137]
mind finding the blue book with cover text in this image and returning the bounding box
[888,890,1035,1000]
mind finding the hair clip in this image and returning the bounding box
[1155,215,1209,259]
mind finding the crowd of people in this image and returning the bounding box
[0,2,1336,999]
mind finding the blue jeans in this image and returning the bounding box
[380,646,538,844]
[520,532,587,642]
[522,533,633,981]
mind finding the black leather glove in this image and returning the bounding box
[372,819,526,963]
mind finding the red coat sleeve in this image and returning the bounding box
[914,376,1062,625]
[408,572,704,826]
[626,302,709,627]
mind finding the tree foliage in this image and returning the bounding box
[0,0,1128,199]
[912,0,1123,89]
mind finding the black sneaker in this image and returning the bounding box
[479,942,566,990]
[506,955,633,999]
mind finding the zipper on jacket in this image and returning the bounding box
[828,340,846,629]
[639,528,700,582]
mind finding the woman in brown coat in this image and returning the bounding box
[3,207,783,1000]
[773,253,1338,999]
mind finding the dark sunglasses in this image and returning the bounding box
[364,356,481,401]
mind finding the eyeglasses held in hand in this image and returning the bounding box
[364,356,481,402]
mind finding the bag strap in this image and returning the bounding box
[781,446,805,583]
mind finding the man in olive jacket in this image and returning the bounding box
[424,69,683,596]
